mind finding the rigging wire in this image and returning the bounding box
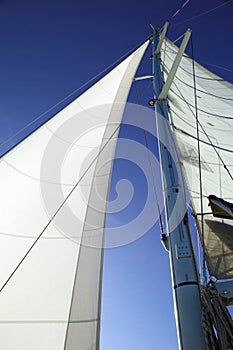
[161,55,233,120]
[0,124,121,293]
[162,62,233,102]
[160,0,190,28]
[155,34,192,240]
[198,61,233,74]
[201,283,233,349]
[159,1,188,70]
[170,0,190,20]
[170,108,233,150]
[134,83,166,237]
[171,0,233,28]
[133,31,166,237]
[162,44,233,79]
[191,34,207,284]
[170,78,233,180]
[159,38,233,183]
[159,33,191,213]
[172,124,233,154]
[168,86,233,121]
[0,37,149,155]
[172,33,186,45]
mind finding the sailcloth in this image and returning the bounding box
[0,41,148,349]
[161,39,233,279]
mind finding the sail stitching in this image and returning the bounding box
[163,49,231,82]
[170,76,233,180]
[63,43,150,350]
[169,88,233,119]
[163,64,233,102]
[0,125,121,294]
[173,125,233,153]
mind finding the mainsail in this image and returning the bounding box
[161,39,233,280]
[0,41,148,349]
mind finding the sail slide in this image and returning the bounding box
[161,39,233,280]
[0,41,148,349]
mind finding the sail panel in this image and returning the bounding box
[0,41,149,349]
[64,43,150,348]
[161,40,233,280]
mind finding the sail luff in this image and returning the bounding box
[63,43,150,349]
[0,41,148,349]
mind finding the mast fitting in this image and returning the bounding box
[158,28,192,101]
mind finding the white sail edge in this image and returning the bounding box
[0,41,149,350]
[161,39,233,280]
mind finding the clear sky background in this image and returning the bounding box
[0,1,232,349]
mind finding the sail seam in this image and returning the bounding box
[62,124,121,350]
[163,48,231,82]
[63,43,149,350]
[173,125,233,153]
[0,125,121,295]
[170,78,233,180]
[163,64,233,101]
[168,86,233,119]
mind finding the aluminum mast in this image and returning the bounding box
[152,25,206,350]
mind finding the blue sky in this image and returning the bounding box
[0,1,232,349]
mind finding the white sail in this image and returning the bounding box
[0,41,148,349]
[161,39,233,279]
